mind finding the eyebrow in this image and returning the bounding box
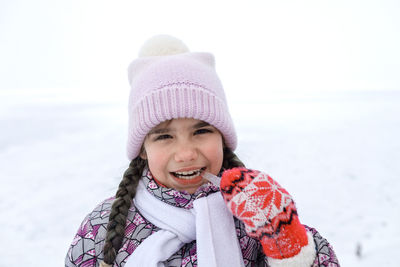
[148,121,211,135]
[148,120,173,135]
[193,121,210,129]
[148,128,170,135]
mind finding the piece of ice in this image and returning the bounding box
[202,172,221,187]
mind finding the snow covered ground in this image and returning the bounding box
[0,89,399,266]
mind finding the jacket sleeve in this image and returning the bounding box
[306,226,340,267]
[65,214,98,267]
[65,199,113,267]
[258,225,340,267]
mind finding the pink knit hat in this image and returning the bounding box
[126,35,237,160]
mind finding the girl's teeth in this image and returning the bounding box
[173,168,203,179]
[176,170,197,175]
[175,173,199,179]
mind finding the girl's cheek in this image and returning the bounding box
[203,139,224,161]
[148,146,168,160]
[205,141,223,154]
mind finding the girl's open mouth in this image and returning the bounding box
[171,167,206,179]
[170,167,206,185]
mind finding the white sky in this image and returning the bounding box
[1,0,399,99]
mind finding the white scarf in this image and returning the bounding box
[125,178,245,267]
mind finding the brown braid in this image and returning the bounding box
[102,156,147,265]
[222,147,245,170]
[101,147,243,265]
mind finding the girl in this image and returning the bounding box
[66,35,339,267]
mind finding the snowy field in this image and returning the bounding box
[0,89,399,266]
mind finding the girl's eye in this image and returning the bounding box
[154,134,172,141]
[194,128,213,135]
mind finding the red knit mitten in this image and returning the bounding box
[220,167,309,259]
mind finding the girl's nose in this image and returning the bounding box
[174,142,198,162]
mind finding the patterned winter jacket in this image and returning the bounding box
[65,170,339,266]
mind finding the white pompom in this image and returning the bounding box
[138,35,189,57]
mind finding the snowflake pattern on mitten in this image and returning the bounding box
[221,167,308,259]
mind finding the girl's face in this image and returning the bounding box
[141,118,224,194]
